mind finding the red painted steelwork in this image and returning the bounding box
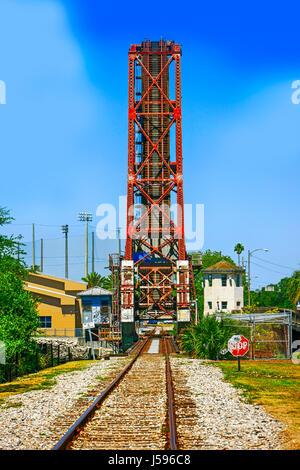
[124,40,191,319]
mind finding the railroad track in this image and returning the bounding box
[53,334,178,450]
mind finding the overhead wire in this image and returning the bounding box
[251,255,298,272]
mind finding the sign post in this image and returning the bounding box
[228,335,249,371]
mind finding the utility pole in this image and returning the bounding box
[78,212,92,277]
[248,250,251,306]
[92,231,95,273]
[32,223,35,270]
[61,225,69,279]
[241,256,246,269]
[40,238,43,272]
[248,248,269,306]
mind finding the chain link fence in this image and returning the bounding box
[0,342,78,384]
[219,311,295,360]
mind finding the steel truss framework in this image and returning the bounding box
[123,40,192,320]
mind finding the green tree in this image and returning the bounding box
[0,272,40,359]
[287,271,300,307]
[247,274,297,310]
[0,207,39,361]
[82,272,112,290]
[100,274,112,290]
[234,243,244,266]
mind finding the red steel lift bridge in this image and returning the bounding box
[120,40,197,350]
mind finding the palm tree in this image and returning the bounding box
[234,243,244,266]
[82,272,110,289]
[177,314,244,359]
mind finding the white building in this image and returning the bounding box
[202,260,244,316]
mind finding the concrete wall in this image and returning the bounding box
[34,336,112,360]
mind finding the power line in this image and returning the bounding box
[251,260,288,275]
[9,223,121,231]
[252,255,298,271]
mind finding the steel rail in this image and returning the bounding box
[164,337,178,450]
[52,337,150,450]
[126,338,143,355]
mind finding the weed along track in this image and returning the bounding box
[53,335,179,450]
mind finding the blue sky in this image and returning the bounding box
[0,0,299,286]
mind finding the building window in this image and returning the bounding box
[101,299,109,313]
[221,301,227,310]
[236,275,241,287]
[237,301,241,307]
[39,316,52,328]
[208,301,212,309]
[208,275,212,287]
[221,275,227,286]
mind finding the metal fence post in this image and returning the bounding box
[289,311,292,360]
[36,350,39,371]
[50,343,53,367]
[253,320,256,360]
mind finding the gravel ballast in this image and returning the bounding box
[0,357,130,450]
[171,357,286,450]
[0,356,286,450]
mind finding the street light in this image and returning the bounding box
[78,212,93,277]
[248,248,268,306]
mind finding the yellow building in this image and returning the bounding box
[25,272,87,336]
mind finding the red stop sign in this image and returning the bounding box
[228,335,249,357]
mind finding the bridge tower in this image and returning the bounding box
[120,40,192,350]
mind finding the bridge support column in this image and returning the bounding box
[176,260,191,337]
[121,322,135,351]
[120,260,135,352]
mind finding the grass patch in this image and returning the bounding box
[1,401,23,409]
[213,361,300,450]
[0,360,94,405]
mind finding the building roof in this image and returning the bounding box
[77,286,113,297]
[202,260,244,274]
[25,272,87,306]
[28,272,87,293]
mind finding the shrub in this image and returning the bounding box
[178,314,244,360]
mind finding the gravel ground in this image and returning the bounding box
[0,357,130,450]
[0,356,286,450]
[171,358,286,450]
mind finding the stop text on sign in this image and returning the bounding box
[228,335,249,357]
